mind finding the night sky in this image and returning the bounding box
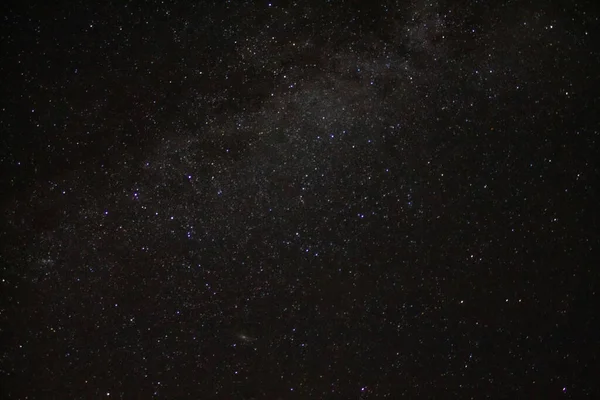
[1,0,599,398]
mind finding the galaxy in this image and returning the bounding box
[1,0,598,398]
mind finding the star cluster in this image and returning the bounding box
[1,0,598,398]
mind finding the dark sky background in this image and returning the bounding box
[1,0,599,398]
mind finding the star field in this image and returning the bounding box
[1,0,599,398]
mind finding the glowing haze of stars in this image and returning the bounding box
[1,0,598,398]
